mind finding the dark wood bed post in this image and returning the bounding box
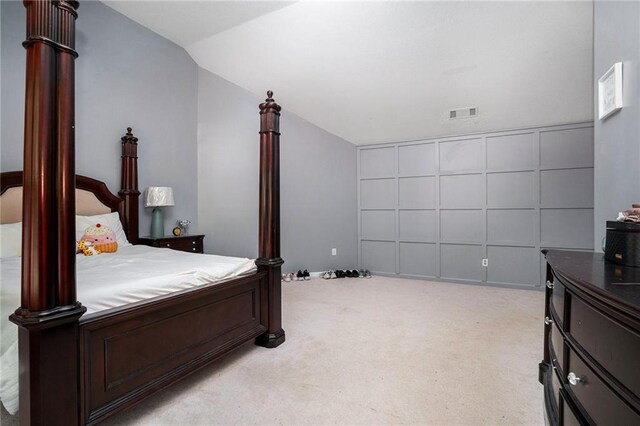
[119,127,140,244]
[9,1,86,424]
[255,91,286,348]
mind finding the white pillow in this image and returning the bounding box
[76,212,131,247]
[0,222,22,258]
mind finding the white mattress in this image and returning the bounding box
[0,245,256,415]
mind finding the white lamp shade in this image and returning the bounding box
[144,187,175,207]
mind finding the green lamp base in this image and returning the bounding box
[150,207,164,238]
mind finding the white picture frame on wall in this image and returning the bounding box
[598,62,623,120]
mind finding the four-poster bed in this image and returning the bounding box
[1,1,285,424]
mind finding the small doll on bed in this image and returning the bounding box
[77,223,118,255]
[77,240,101,256]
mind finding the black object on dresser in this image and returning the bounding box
[138,234,205,253]
[541,250,640,425]
[605,221,640,267]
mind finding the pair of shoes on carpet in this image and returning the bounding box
[321,270,337,279]
[296,269,310,280]
[282,270,310,281]
[281,272,295,282]
[335,270,348,278]
[356,269,372,279]
[332,269,371,278]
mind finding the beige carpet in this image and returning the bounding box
[2,276,545,425]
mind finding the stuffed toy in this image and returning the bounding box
[82,223,118,253]
[77,240,101,256]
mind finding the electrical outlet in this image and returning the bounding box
[482,258,488,267]
[332,248,337,256]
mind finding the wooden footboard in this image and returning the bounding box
[79,272,267,425]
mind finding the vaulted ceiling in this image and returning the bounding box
[103,1,594,145]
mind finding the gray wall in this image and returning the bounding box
[0,0,198,236]
[593,1,640,250]
[358,123,594,289]
[197,69,357,272]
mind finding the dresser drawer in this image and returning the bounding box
[560,390,582,426]
[550,364,562,412]
[139,235,205,254]
[550,322,564,374]
[543,364,561,423]
[550,274,565,327]
[569,296,640,397]
[158,238,202,253]
[566,349,640,425]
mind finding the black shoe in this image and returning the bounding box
[303,269,310,280]
[335,270,344,278]
[296,270,304,281]
[345,270,353,278]
[352,269,360,278]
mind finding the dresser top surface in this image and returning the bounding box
[546,250,640,313]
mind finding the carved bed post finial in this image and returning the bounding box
[255,90,285,349]
[120,127,140,244]
[11,1,86,423]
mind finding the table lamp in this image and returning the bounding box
[144,186,174,238]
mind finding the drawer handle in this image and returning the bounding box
[546,280,554,289]
[192,241,196,245]
[567,372,583,386]
[167,244,171,247]
[544,316,553,325]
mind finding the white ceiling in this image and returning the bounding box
[102,1,294,46]
[103,1,594,145]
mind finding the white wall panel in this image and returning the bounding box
[360,179,395,209]
[361,210,396,241]
[399,210,436,242]
[399,243,436,277]
[540,168,594,208]
[361,240,396,274]
[487,133,535,171]
[439,138,483,172]
[441,210,483,242]
[487,171,536,208]
[360,147,395,178]
[399,177,436,209]
[487,209,536,245]
[399,143,437,176]
[540,127,594,169]
[440,174,483,208]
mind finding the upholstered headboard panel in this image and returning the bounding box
[0,187,112,224]
[0,172,122,225]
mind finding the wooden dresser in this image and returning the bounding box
[541,250,640,425]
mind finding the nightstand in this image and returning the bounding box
[138,234,205,254]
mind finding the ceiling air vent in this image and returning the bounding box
[449,107,478,120]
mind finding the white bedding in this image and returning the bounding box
[0,245,256,415]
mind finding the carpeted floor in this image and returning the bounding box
[2,276,545,425]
